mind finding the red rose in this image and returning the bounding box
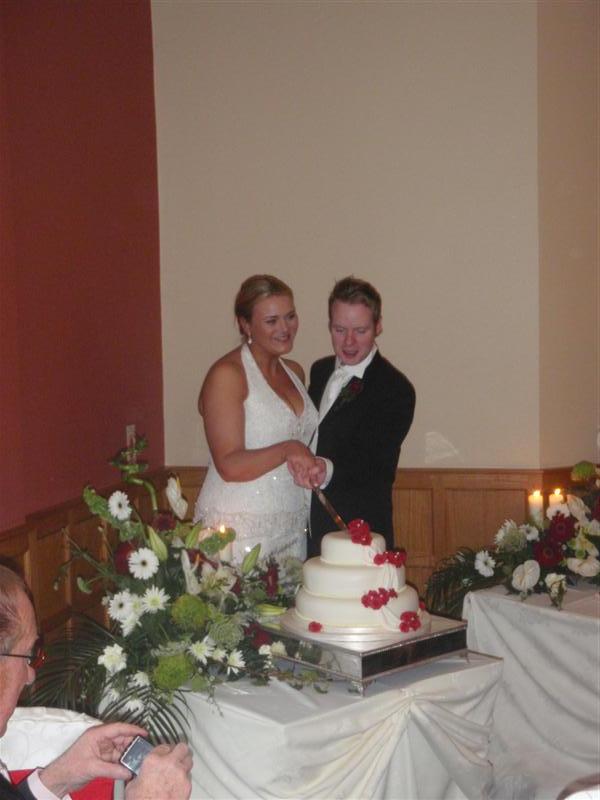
[114,541,137,575]
[152,510,177,533]
[349,378,363,395]
[399,622,410,633]
[308,621,322,632]
[244,622,272,649]
[373,553,386,565]
[261,561,279,598]
[548,513,576,544]
[533,537,563,567]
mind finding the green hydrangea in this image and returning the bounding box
[208,617,244,650]
[152,653,194,691]
[571,461,596,482]
[171,594,211,631]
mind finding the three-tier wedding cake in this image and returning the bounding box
[293,520,429,638]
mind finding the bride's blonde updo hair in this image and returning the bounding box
[234,274,294,336]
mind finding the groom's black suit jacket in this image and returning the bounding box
[0,774,35,800]
[308,351,415,556]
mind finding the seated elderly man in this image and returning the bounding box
[0,565,193,800]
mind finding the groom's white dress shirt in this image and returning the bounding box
[312,346,377,488]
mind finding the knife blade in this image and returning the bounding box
[312,487,347,531]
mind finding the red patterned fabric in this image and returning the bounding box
[9,771,113,800]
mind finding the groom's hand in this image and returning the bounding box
[309,458,327,489]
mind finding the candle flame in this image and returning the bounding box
[219,525,226,534]
[553,488,562,497]
[531,490,541,498]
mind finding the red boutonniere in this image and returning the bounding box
[332,376,364,412]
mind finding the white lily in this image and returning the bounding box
[181,549,202,595]
[166,476,188,520]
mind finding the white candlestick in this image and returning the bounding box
[528,490,543,523]
[548,489,564,508]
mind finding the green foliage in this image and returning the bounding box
[425,548,503,618]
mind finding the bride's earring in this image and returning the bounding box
[247,334,253,345]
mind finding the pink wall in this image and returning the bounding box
[0,0,164,530]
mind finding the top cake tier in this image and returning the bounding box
[321,530,386,565]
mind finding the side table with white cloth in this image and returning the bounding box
[185,652,502,800]
[463,585,600,800]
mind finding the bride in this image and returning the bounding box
[193,275,325,563]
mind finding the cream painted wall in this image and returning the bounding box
[152,0,546,470]
[538,0,599,467]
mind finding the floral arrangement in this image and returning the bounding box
[31,437,302,741]
[425,461,600,617]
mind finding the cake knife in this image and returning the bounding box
[312,487,347,531]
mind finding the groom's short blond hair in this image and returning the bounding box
[328,276,382,324]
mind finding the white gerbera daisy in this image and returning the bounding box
[226,649,245,675]
[128,547,159,580]
[547,503,570,520]
[474,550,496,578]
[98,643,127,675]
[108,591,133,622]
[189,636,216,665]
[520,524,540,542]
[108,491,132,521]
[142,586,169,613]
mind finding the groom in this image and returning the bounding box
[307,277,416,556]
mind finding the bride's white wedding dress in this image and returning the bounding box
[194,344,318,563]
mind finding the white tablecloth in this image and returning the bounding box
[185,653,502,800]
[0,706,100,768]
[463,586,600,800]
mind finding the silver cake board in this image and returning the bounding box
[259,612,468,693]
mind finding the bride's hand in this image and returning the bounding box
[285,442,317,489]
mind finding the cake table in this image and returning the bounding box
[184,652,502,799]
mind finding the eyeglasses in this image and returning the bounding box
[0,638,46,670]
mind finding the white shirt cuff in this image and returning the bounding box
[319,458,334,489]
[27,769,73,800]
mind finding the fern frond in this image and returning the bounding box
[425,547,503,618]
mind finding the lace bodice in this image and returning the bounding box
[194,345,318,563]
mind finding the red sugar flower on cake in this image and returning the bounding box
[399,610,421,632]
[308,621,322,632]
[386,550,407,567]
[361,588,397,609]
[373,553,386,565]
[348,518,372,546]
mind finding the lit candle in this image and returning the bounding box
[528,490,543,523]
[548,488,564,508]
